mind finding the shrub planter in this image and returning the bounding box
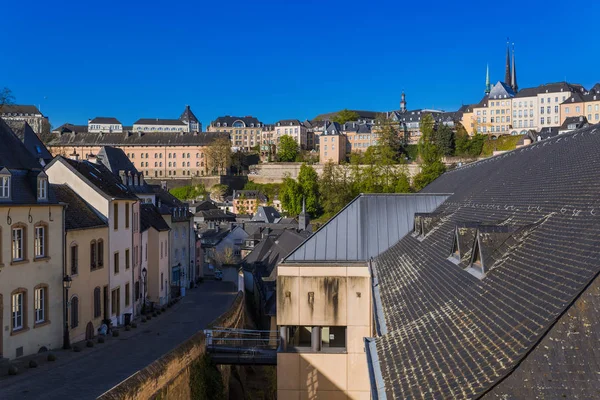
[29,360,38,368]
[86,340,94,348]
[8,365,18,375]
[112,330,120,337]
[47,353,57,362]
[97,336,105,344]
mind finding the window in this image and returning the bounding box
[111,288,119,316]
[576,106,581,113]
[161,273,164,290]
[114,252,119,274]
[37,177,47,200]
[12,225,25,261]
[125,203,130,228]
[70,296,79,328]
[0,175,9,198]
[541,117,545,125]
[34,286,46,323]
[135,281,140,300]
[93,287,101,318]
[555,106,559,113]
[125,249,130,269]
[34,225,46,258]
[125,283,130,306]
[12,291,25,331]
[71,244,78,275]
[98,239,104,267]
[113,203,119,230]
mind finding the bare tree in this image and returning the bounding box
[0,87,15,112]
[205,137,232,175]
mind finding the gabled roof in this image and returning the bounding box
[211,115,262,127]
[488,81,515,99]
[370,124,600,399]
[179,105,199,123]
[0,105,42,116]
[233,190,268,202]
[47,156,138,200]
[252,206,281,223]
[276,119,302,126]
[0,118,45,170]
[560,115,588,130]
[284,193,450,262]
[3,120,53,163]
[140,203,170,232]
[52,184,106,230]
[97,146,138,174]
[52,123,89,134]
[90,117,121,124]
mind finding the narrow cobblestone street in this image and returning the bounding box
[0,281,237,400]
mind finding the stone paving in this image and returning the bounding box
[0,281,238,400]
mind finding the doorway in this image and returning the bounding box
[103,286,109,321]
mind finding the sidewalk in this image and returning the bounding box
[0,280,237,400]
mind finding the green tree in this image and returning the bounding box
[455,124,485,157]
[374,114,403,158]
[210,184,228,202]
[434,123,455,156]
[413,114,446,191]
[297,164,320,215]
[332,109,360,125]
[169,184,207,200]
[280,175,302,215]
[277,135,299,162]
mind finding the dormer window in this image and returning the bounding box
[0,174,10,199]
[37,177,48,200]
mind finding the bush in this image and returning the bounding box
[189,354,225,400]
[125,325,131,331]
[97,336,105,344]
[86,340,94,348]
[29,360,38,368]
[47,353,57,361]
[112,330,120,337]
[131,322,138,329]
[8,365,18,375]
[169,185,207,201]
[73,345,81,352]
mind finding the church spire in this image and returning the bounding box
[400,90,407,113]
[511,43,518,92]
[504,39,511,86]
[485,64,491,94]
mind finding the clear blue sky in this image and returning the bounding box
[2,0,599,129]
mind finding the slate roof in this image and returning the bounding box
[560,116,588,130]
[140,203,170,232]
[97,146,137,174]
[194,208,236,221]
[343,122,372,133]
[233,190,268,202]
[488,81,515,99]
[370,123,600,399]
[52,123,89,134]
[284,194,449,262]
[0,119,45,170]
[46,130,227,147]
[90,117,121,124]
[211,115,262,127]
[179,105,199,123]
[134,118,186,126]
[276,119,302,126]
[0,105,42,116]
[252,206,281,223]
[245,230,311,273]
[3,120,53,163]
[52,184,106,230]
[47,156,138,200]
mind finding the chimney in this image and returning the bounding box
[69,150,80,161]
[87,153,98,163]
[161,180,167,190]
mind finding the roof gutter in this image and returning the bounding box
[369,258,387,336]
[365,337,387,400]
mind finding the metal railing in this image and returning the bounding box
[203,327,280,365]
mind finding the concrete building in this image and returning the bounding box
[88,117,123,133]
[0,119,64,360]
[46,128,227,179]
[486,81,515,135]
[343,122,374,153]
[232,190,268,215]
[561,83,600,125]
[53,185,109,343]
[319,122,347,164]
[140,204,171,307]
[0,105,51,136]
[276,194,448,399]
[275,120,308,150]
[208,115,263,151]
[45,157,139,327]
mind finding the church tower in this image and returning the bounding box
[485,64,491,94]
[511,43,518,92]
[400,91,407,113]
[504,40,511,86]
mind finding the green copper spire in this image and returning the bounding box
[485,64,491,94]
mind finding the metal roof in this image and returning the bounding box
[283,193,450,262]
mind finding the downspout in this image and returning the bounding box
[107,198,114,324]
[131,200,138,318]
[62,203,68,343]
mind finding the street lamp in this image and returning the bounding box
[63,275,72,349]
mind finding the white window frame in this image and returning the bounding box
[12,227,24,261]
[12,292,23,330]
[37,177,47,200]
[0,175,10,198]
[35,287,45,323]
[35,226,45,258]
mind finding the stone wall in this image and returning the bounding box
[98,291,245,400]
[249,162,422,183]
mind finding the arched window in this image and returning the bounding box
[11,223,27,262]
[168,162,172,167]
[34,283,48,325]
[11,288,27,332]
[70,296,79,328]
[70,243,79,275]
[93,287,101,318]
[187,153,190,158]
[90,240,97,269]
[97,239,104,267]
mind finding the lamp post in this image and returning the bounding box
[142,267,147,311]
[63,275,72,349]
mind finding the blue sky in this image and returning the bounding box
[2,0,599,128]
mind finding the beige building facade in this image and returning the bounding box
[208,115,263,152]
[276,263,372,399]
[320,133,347,164]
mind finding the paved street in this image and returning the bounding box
[0,281,238,400]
